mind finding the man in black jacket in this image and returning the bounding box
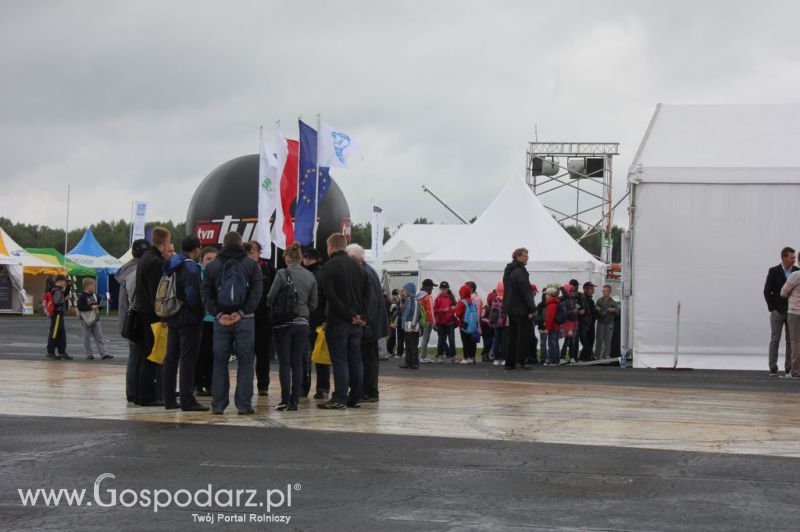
[133,226,172,406]
[302,247,329,399]
[244,241,276,396]
[764,246,799,375]
[162,236,209,412]
[318,233,369,410]
[578,282,597,361]
[201,231,262,415]
[502,247,536,370]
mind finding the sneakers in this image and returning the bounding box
[420,357,433,364]
[287,404,298,411]
[769,372,778,377]
[317,399,347,410]
[101,354,114,360]
[313,391,329,400]
[780,373,794,379]
[276,403,289,411]
[86,354,95,360]
[459,358,470,364]
[182,402,210,412]
[46,352,58,359]
[59,353,73,360]
[362,395,379,403]
[237,408,255,415]
[493,359,503,366]
[258,389,269,396]
[569,358,577,364]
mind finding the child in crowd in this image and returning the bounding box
[489,281,508,366]
[559,284,580,364]
[456,284,479,364]
[76,278,112,360]
[433,281,457,363]
[45,275,72,360]
[480,288,497,362]
[398,283,421,369]
[542,287,561,365]
[528,284,539,365]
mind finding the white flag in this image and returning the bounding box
[131,201,148,244]
[271,130,288,250]
[257,134,278,259]
[371,204,385,260]
[318,121,363,168]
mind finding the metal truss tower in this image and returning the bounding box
[526,142,619,264]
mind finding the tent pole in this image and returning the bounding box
[63,184,70,265]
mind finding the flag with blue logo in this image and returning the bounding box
[319,121,363,168]
[295,120,332,246]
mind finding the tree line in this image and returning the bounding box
[0,216,623,263]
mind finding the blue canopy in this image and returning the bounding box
[66,229,123,299]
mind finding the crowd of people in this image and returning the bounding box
[385,247,620,370]
[43,229,627,413]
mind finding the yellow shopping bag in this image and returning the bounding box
[147,323,169,364]
[311,326,331,365]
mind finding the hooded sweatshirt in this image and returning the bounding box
[455,284,479,332]
[433,291,456,325]
[544,295,561,332]
[399,283,421,332]
[115,258,138,334]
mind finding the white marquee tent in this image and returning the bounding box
[381,223,468,258]
[625,103,800,370]
[419,176,605,295]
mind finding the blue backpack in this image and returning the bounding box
[460,298,479,334]
[217,258,249,312]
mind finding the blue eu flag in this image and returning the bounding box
[296,120,332,246]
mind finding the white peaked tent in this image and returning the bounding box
[626,103,800,370]
[374,240,419,294]
[419,176,605,294]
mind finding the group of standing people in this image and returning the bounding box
[114,228,389,414]
[386,247,620,369]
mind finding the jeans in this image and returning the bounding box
[211,318,255,412]
[419,325,433,358]
[769,310,792,373]
[481,327,494,357]
[460,329,477,359]
[325,323,364,405]
[437,323,456,358]
[274,324,308,405]
[125,342,138,402]
[493,328,506,360]
[164,324,202,407]
[547,331,560,364]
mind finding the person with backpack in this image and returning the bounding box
[244,240,276,397]
[45,274,72,360]
[502,248,536,370]
[132,226,172,406]
[159,236,208,412]
[417,279,437,363]
[76,278,112,360]
[558,284,581,364]
[489,282,509,366]
[433,281,457,363]
[318,233,369,410]
[398,283,421,369]
[541,287,561,365]
[267,242,318,411]
[201,231,263,415]
[456,283,480,364]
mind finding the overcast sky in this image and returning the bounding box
[2,0,799,232]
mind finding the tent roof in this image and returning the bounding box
[382,223,467,257]
[631,103,800,184]
[66,229,122,271]
[0,228,65,275]
[377,240,419,272]
[26,248,96,277]
[118,248,133,263]
[419,176,604,273]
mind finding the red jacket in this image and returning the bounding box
[544,296,561,332]
[455,284,472,328]
[433,293,456,325]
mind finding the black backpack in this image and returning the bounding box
[217,258,249,312]
[270,269,299,325]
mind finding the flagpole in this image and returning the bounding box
[313,112,321,248]
[274,119,280,270]
[128,201,134,247]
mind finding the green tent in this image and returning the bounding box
[25,248,96,277]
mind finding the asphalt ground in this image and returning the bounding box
[1,315,800,531]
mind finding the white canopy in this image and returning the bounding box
[419,176,605,294]
[627,103,800,370]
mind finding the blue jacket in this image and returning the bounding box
[165,253,204,327]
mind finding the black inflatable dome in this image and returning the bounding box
[186,154,350,258]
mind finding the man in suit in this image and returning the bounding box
[763,246,799,376]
